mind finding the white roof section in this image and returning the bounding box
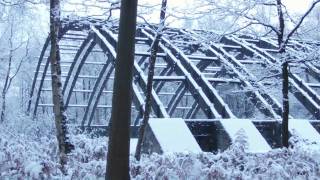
[148,118,202,153]
[130,138,138,154]
[289,119,320,143]
[220,119,271,153]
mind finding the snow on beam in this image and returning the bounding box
[188,55,218,61]
[219,44,242,49]
[289,119,320,143]
[135,51,166,57]
[153,76,186,81]
[220,119,271,153]
[147,118,202,153]
[206,78,241,84]
[61,36,87,41]
[307,83,320,88]
[237,60,264,64]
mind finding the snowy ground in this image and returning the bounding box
[1,115,320,179]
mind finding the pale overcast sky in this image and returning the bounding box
[144,0,316,28]
[167,0,312,12]
[35,0,316,32]
[59,0,314,19]
[282,0,313,12]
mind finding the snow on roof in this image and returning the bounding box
[148,118,202,153]
[289,119,320,143]
[220,119,271,153]
[130,138,138,154]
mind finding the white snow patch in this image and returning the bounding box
[289,119,320,143]
[130,138,138,154]
[24,161,43,179]
[148,118,202,153]
[220,119,271,153]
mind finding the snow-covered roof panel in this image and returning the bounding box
[220,119,271,153]
[148,118,202,153]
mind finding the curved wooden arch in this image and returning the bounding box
[62,33,95,96]
[29,26,78,117]
[96,26,169,119]
[29,19,320,127]
[141,28,225,119]
[64,40,96,107]
[61,26,150,126]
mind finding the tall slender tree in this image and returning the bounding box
[49,0,73,171]
[135,0,168,161]
[106,0,138,179]
[275,0,320,147]
[0,21,28,122]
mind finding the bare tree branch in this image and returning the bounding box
[283,0,320,48]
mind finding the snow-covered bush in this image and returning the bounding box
[1,120,320,179]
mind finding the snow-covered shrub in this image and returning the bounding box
[1,119,320,179]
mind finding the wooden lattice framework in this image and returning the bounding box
[27,18,320,150]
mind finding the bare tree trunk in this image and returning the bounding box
[106,0,138,179]
[134,34,161,161]
[0,63,10,122]
[282,61,289,148]
[276,0,285,49]
[0,94,6,122]
[49,0,73,172]
[135,0,167,161]
[276,0,290,148]
[0,25,14,123]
